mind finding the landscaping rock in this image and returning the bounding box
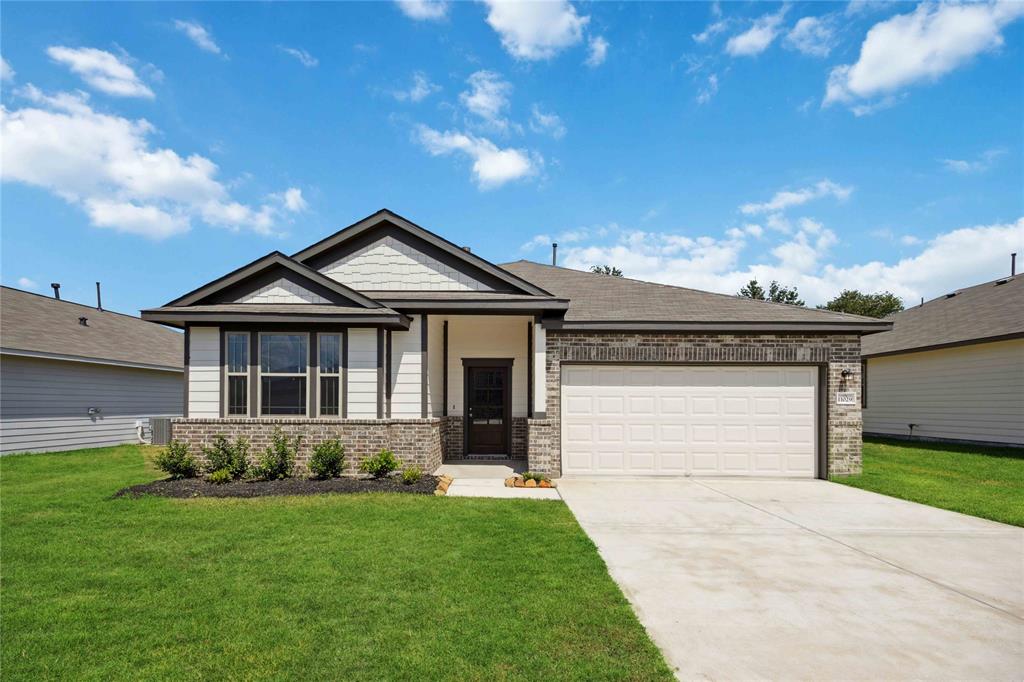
[525,479,538,488]
[539,480,552,488]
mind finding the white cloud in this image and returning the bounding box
[46,46,154,99]
[825,2,1024,108]
[173,20,223,55]
[585,36,609,67]
[696,73,719,105]
[726,6,788,57]
[520,226,596,251]
[459,70,512,130]
[16,277,38,290]
[941,148,1007,174]
[557,217,1024,306]
[278,46,318,68]
[1,57,14,82]
[784,16,837,57]
[900,234,921,246]
[414,125,539,189]
[273,187,307,212]
[529,104,566,139]
[740,179,853,215]
[395,0,449,21]
[392,71,441,102]
[694,20,729,44]
[482,0,589,60]
[1,85,296,239]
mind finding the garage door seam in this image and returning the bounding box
[692,480,1024,622]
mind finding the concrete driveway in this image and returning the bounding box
[558,478,1023,681]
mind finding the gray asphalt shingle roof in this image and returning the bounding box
[861,275,1024,357]
[500,260,889,329]
[1,286,183,370]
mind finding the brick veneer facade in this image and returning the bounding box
[534,331,863,478]
[173,332,863,479]
[172,418,442,475]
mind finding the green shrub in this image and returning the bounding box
[202,435,250,479]
[522,471,550,483]
[154,440,199,479]
[208,468,232,485]
[253,428,299,480]
[401,466,422,485]
[309,439,345,479]
[359,449,401,479]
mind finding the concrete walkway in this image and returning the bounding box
[433,461,561,500]
[559,477,1023,681]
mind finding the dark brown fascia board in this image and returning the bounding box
[862,331,1024,359]
[289,208,556,298]
[141,310,411,330]
[163,251,383,309]
[379,298,570,311]
[543,320,894,333]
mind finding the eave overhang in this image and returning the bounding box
[141,308,411,330]
[542,319,894,334]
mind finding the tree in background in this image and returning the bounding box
[818,290,904,318]
[737,279,805,306]
[590,265,623,277]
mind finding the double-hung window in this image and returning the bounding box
[226,332,249,416]
[319,333,341,417]
[260,333,308,416]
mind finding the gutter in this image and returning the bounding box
[0,347,183,373]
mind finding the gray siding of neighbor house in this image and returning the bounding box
[0,355,183,455]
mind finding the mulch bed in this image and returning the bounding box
[114,474,440,499]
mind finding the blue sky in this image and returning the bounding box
[2,0,1022,316]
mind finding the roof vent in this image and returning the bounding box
[995,278,1009,286]
[461,246,471,253]
[945,292,957,298]
[78,316,88,326]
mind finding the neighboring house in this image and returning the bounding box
[862,274,1024,447]
[142,209,889,478]
[0,287,184,455]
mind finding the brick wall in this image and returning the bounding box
[436,415,527,460]
[542,332,863,478]
[526,419,555,473]
[171,418,442,475]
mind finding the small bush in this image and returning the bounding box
[309,439,345,479]
[522,471,550,483]
[253,428,299,480]
[208,468,232,485]
[359,449,401,479]
[401,466,422,485]
[202,435,250,480]
[154,440,199,479]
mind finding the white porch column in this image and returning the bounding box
[533,323,546,417]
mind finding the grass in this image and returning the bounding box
[833,437,1024,527]
[1,445,672,681]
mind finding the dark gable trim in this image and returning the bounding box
[164,251,383,309]
[142,311,410,328]
[380,300,569,313]
[543,320,892,333]
[862,331,1024,359]
[291,209,555,298]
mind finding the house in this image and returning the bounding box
[142,209,890,478]
[862,273,1024,447]
[1,286,184,455]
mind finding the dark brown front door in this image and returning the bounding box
[465,363,511,455]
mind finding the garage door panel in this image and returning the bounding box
[562,365,817,477]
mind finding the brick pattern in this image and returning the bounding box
[171,418,442,475]
[526,419,555,473]
[511,417,527,459]
[319,236,493,291]
[236,277,327,304]
[542,332,863,478]
[436,415,527,461]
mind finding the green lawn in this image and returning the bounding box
[833,438,1024,527]
[1,445,672,681]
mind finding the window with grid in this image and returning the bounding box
[319,333,341,416]
[226,332,249,416]
[260,333,308,415]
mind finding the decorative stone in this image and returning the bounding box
[504,476,517,487]
[539,480,552,488]
[525,479,538,488]
[514,479,526,488]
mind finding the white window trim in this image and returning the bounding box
[257,332,311,418]
[317,332,343,419]
[224,331,250,417]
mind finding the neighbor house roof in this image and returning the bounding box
[1,286,183,371]
[500,261,891,333]
[861,275,1024,357]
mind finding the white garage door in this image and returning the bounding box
[561,365,817,477]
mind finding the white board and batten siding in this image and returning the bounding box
[864,339,1024,445]
[389,315,423,418]
[347,328,379,418]
[0,354,182,455]
[561,365,818,477]
[187,326,221,418]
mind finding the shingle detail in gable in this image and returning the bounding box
[319,236,494,291]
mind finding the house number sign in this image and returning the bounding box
[835,392,857,405]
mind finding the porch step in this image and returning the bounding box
[461,454,527,461]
